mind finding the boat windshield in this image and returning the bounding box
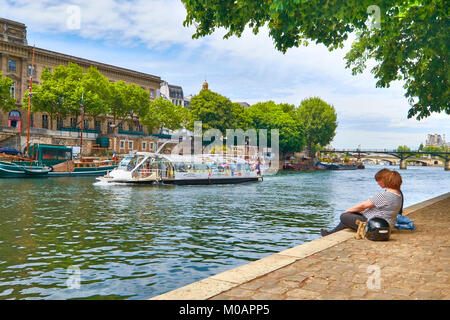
[118,156,134,170]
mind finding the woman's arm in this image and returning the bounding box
[345,199,375,213]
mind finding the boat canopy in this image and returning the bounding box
[29,144,73,166]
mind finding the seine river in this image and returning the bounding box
[0,165,448,300]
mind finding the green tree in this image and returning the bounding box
[182,0,449,120]
[141,97,188,134]
[397,145,411,152]
[0,71,16,112]
[295,97,337,156]
[107,81,129,125]
[244,100,304,154]
[25,62,86,128]
[187,89,238,134]
[79,67,110,124]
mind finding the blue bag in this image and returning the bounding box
[395,214,416,231]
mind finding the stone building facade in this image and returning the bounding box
[0,17,167,156]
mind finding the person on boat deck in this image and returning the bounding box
[321,169,403,237]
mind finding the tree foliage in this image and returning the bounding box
[295,97,337,155]
[181,0,449,120]
[187,88,238,134]
[141,97,188,133]
[25,62,151,129]
[0,71,17,113]
[244,100,305,154]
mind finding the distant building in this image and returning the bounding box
[202,80,209,90]
[183,94,192,109]
[159,81,186,106]
[426,134,449,147]
[236,102,251,108]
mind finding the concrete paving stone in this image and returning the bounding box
[279,279,304,290]
[282,274,308,283]
[257,283,290,295]
[218,287,256,299]
[301,278,330,292]
[285,288,320,299]
[365,292,396,300]
[250,292,286,300]
[411,290,444,300]
[239,277,278,290]
[383,287,414,297]
[210,293,239,300]
[264,267,298,280]
[350,288,368,298]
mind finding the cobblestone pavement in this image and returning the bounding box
[210,197,450,300]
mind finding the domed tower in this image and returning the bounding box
[202,80,209,90]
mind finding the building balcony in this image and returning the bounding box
[118,129,145,136]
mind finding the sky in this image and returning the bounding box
[1,0,448,149]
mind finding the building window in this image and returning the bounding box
[150,142,155,151]
[57,117,64,129]
[28,64,37,78]
[42,115,49,129]
[70,118,77,128]
[120,140,125,149]
[8,60,16,72]
[142,142,147,150]
[83,119,89,130]
[95,120,101,133]
[128,141,133,149]
[107,122,114,134]
[118,123,123,131]
[137,125,143,132]
[150,89,155,99]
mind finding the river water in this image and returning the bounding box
[0,165,448,300]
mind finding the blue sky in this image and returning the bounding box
[2,0,449,149]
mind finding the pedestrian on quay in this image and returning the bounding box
[321,169,403,237]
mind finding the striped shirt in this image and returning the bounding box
[363,190,402,228]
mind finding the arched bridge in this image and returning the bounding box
[320,149,450,171]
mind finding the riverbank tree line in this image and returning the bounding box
[0,62,337,155]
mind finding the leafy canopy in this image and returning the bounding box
[141,97,188,133]
[182,0,449,120]
[295,97,338,154]
[0,71,17,113]
[187,88,239,134]
[25,62,151,128]
[244,100,305,154]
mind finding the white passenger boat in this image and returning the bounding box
[96,152,263,185]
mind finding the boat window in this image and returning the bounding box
[118,156,133,169]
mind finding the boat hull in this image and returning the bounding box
[164,177,260,185]
[0,164,49,178]
[97,176,261,185]
[48,166,116,177]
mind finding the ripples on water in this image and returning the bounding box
[0,165,448,299]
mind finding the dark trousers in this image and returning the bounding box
[329,212,368,233]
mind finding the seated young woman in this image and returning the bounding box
[321,169,403,237]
